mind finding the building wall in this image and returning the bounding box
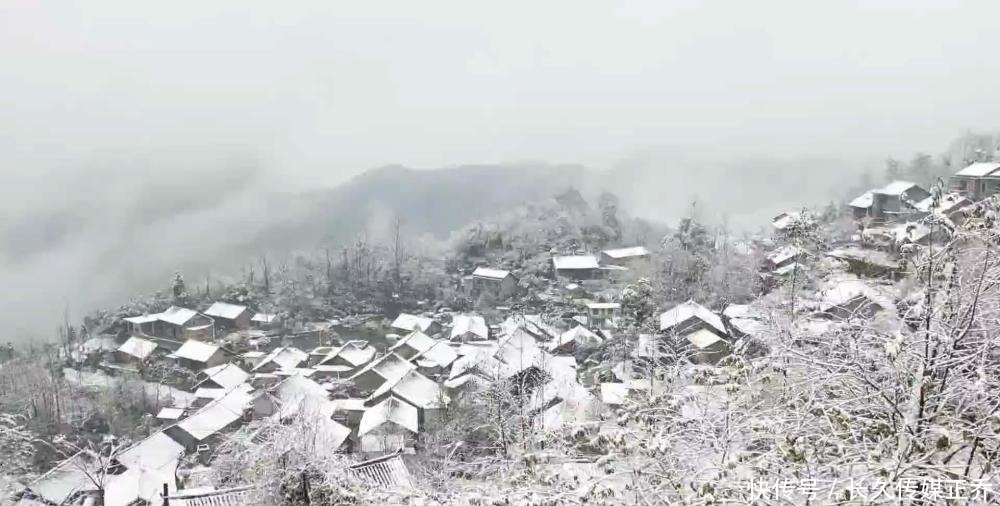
[554,268,599,280]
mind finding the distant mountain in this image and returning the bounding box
[251,163,591,250]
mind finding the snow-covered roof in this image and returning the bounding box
[771,211,800,230]
[359,396,419,436]
[194,388,225,400]
[827,247,901,270]
[389,330,438,355]
[158,306,201,326]
[955,162,1000,177]
[349,353,417,384]
[874,180,920,196]
[686,328,725,350]
[174,384,253,441]
[472,267,511,280]
[602,246,650,259]
[773,263,805,276]
[22,452,97,505]
[156,407,185,420]
[450,314,489,341]
[123,314,159,325]
[203,302,247,320]
[494,328,546,376]
[729,317,767,337]
[818,279,883,308]
[320,341,375,367]
[368,370,449,409]
[548,326,603,352]
[117,336,157,360]
[198,363,249,390]
[253,347,308,371]
[411,341,459,368]
[105,432,185,506]
[600,383,629,405]
[118,431,184,473]
[174,340,221,363]
[390,313,436,333]
[272,374,331,418]
[848,191,874,209]
[552,255,600,270]
[659,300,726,335]
[767,245,801,265]
[586,302,621,310]
[250,312,276,323]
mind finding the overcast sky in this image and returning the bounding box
[3,0,999,194]
[2,0,999,337]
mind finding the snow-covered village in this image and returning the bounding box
[4,146,1000,505]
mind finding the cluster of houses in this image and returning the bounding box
[22,265,784,506]
[21,180,947,505]
[462,246,651,304]
[765,161,1000,281]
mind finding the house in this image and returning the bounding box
[16,451,99,506]
[684,328,733,364]
[349,353,417,394]
[409,341,459,377]
[816,281,886,320]
[827,248,904,277]
[250,312,277,330]
[358,397,419,454]
[331,397,367,428]
[288,321,337,350]
[387,330,438,360]
[123,306,215,341]
[848,181,931,222]
[585,302,621,328]
[950,162,1000,200]
[163,384,254,452]
[157,407,186,422]
[449,314,489,341]
[239,350,267,370]
[659,301,732,364]
[469,267,518,299]
[918,192,973,224]
[252,346,308,373]
[203,302,252,331]
[552,255,601,280]
[19,432,185,506]
[600,247,650,267]
[122,314,159,338]
[660,300,727,336]
[548,326,603,354]
[366,370,450,426]
[771,211,804,233]
[173,340,228,370]
[318,341,376,372]
[390,313,440,335]
[108,431,186,504]
[158,306,216,341]
[194,363,249,391]
[116,336,158,364]
[766,245,802,270]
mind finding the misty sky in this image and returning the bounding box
[2,0,1000,338]
[3,0,1000,192]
